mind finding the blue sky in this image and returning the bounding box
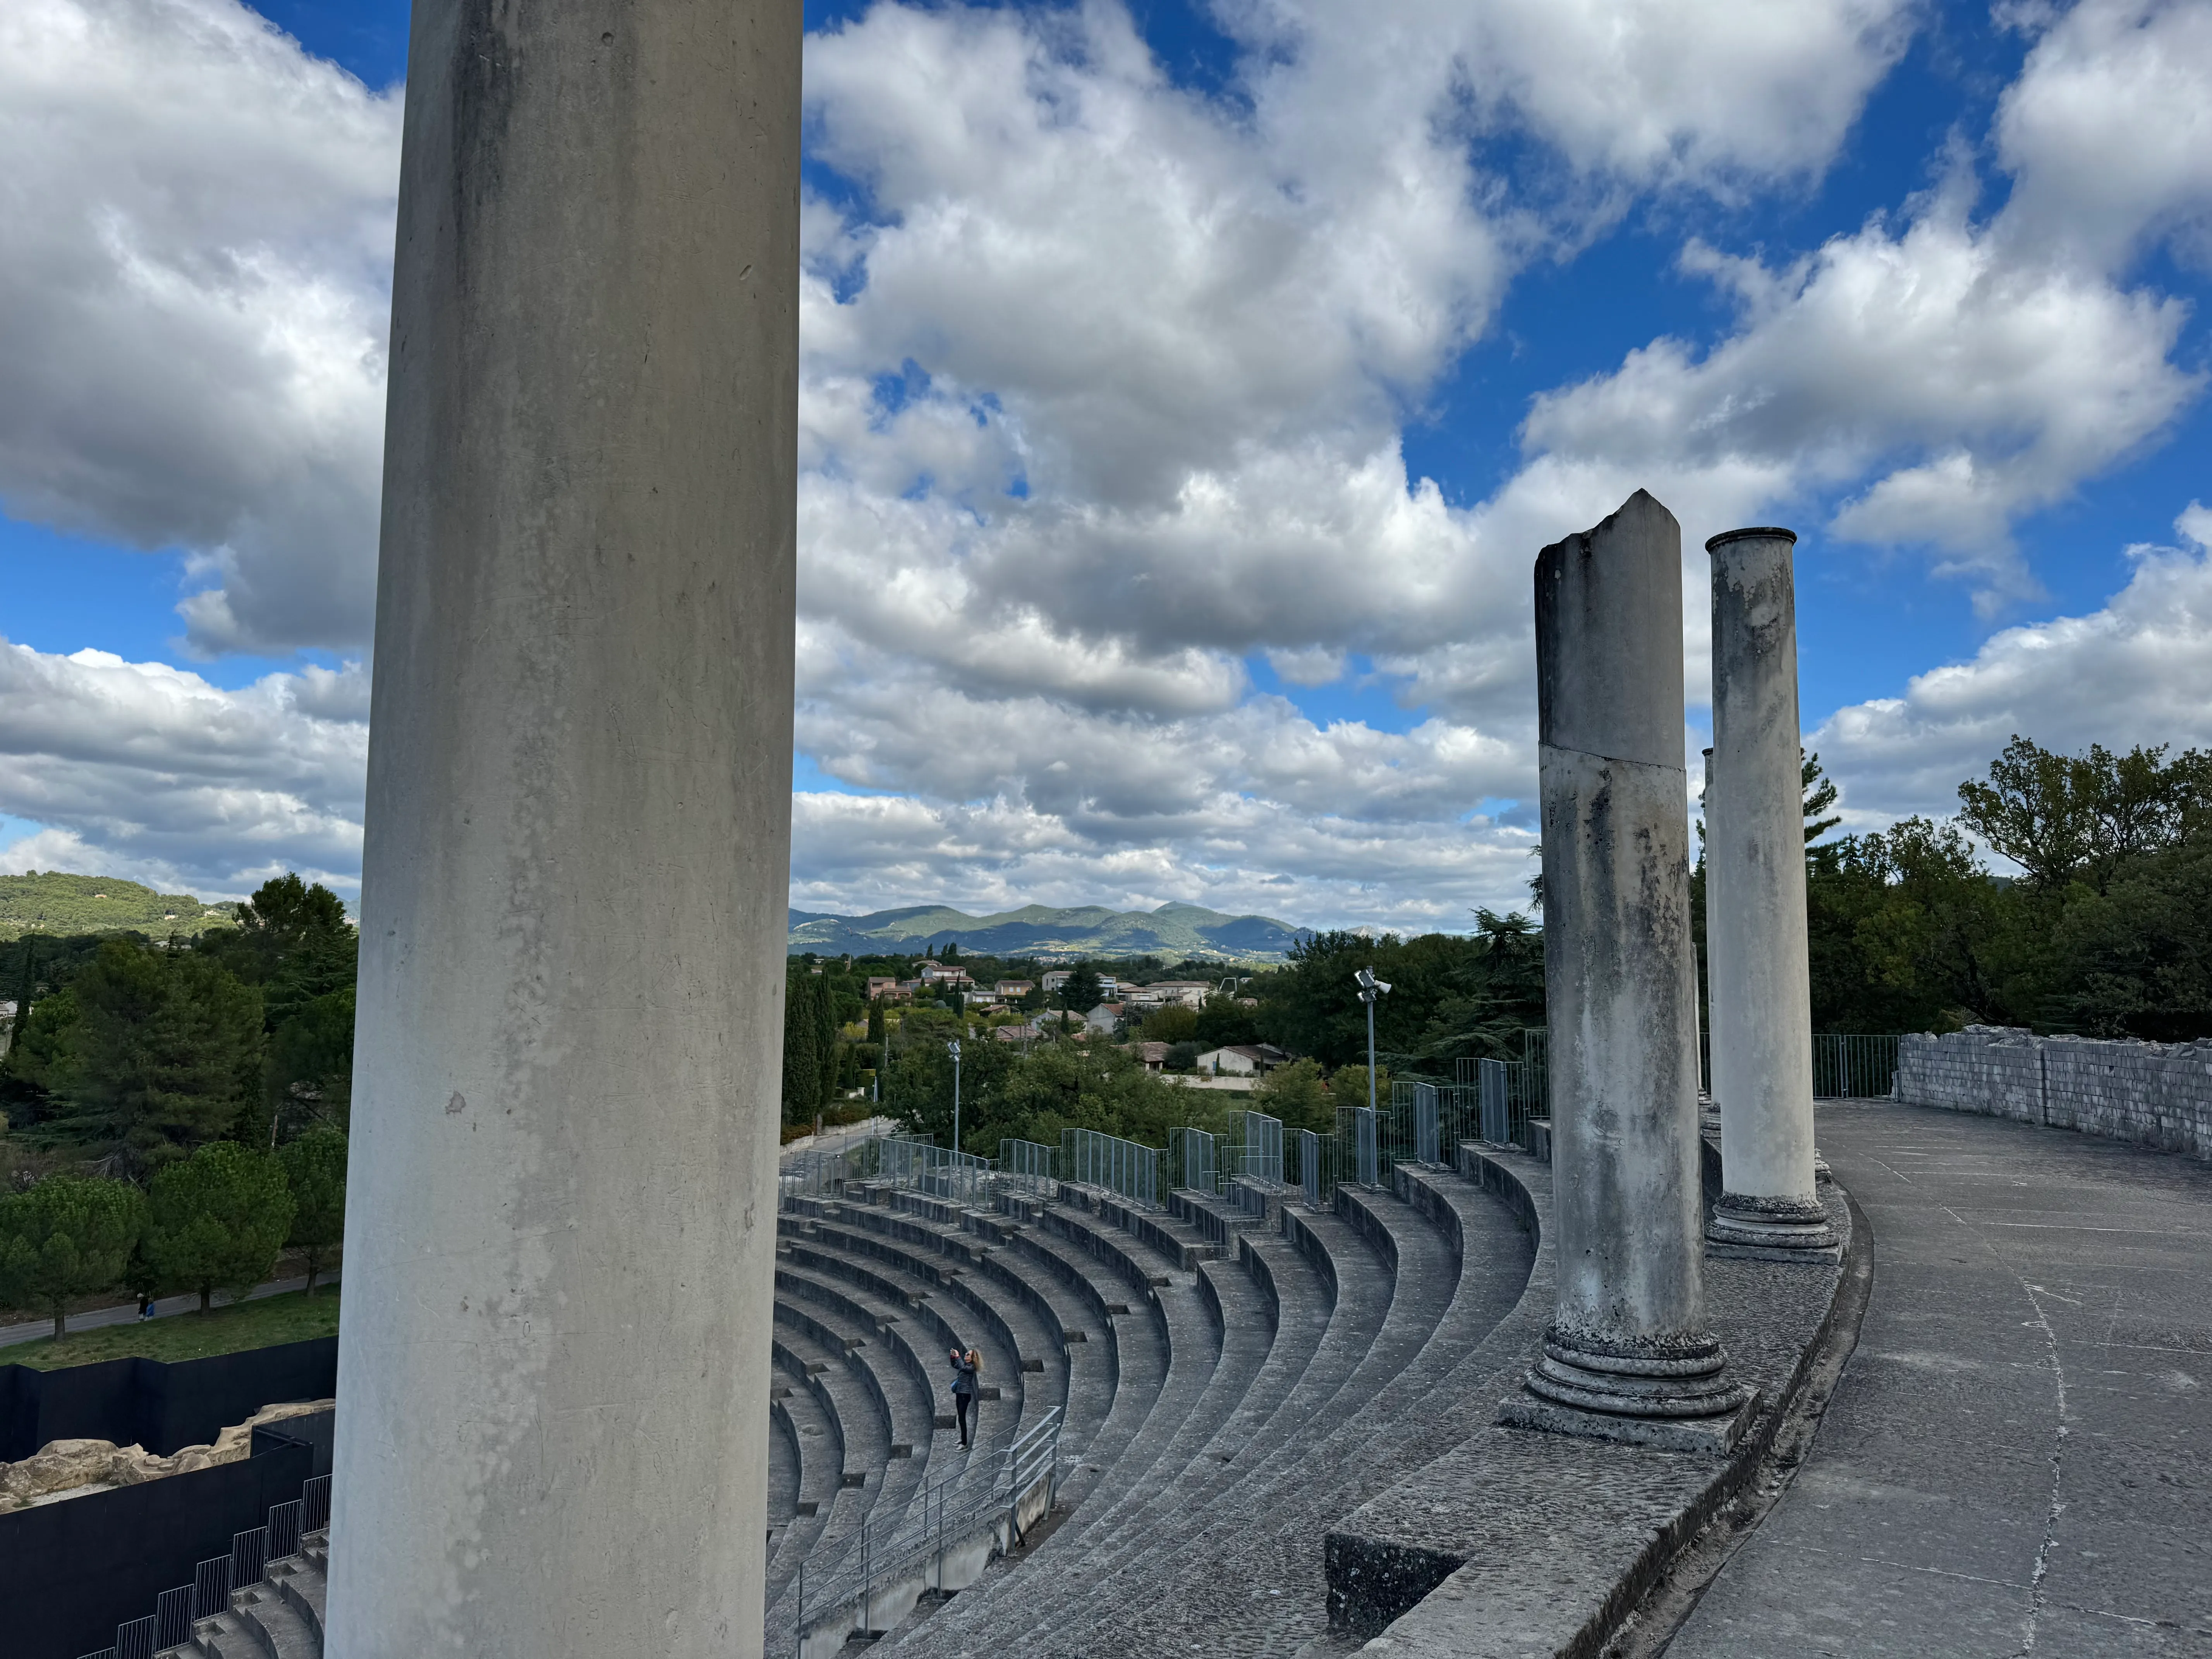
[3,0,2210,924]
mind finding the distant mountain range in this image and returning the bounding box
[787,902,1310,963]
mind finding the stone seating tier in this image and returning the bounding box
[747,1155,1538,1657]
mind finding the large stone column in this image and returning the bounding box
[1704,528,1835,1254]
[1503,490,1752,1449]
[326,2,799,1654]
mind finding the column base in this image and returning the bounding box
[1706,1190,1837,1259]
[1498,1385,1762,1455]
[1506,1326,1753,1447]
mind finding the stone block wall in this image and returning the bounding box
[1897,1026,2212,1159]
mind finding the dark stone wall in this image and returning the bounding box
[0,1335,337,1460]
[1,1436,313,1659]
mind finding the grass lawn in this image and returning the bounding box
[5,1287,341,1371]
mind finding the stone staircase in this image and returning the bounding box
[769,1148,1537,1656]
[174,1532,328,1659]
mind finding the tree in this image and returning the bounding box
[264,988,356,1137]
[1135,1004,1199,1045]
[1192,993,1258,1049]
[1951,737,2208,895]
[0,1175,144,1339]
[1956,736,2095,891]
[1253,1058,1330,1134]
[0,988,79,1125]
[1058,962,1103,1014]
[64,940,263,1159]
[1802,752,1842,845]
[276,1127,347,1294]
[2050,834,2212,1039]
[145,1141,295,1313]
[781,971,821,1125]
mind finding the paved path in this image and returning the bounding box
[1671,1098,2212,1658]
[0,1275,321,1352]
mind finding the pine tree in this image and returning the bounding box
[145,1142,295,1313]
[0,1175,144,1340]
[277,1127,347,1294]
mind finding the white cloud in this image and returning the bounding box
[16,0,2206,929]
[1437,0,1916,192]
[1518,178,2202,604]
[789,788,1539,932]
[0,642,368,898]
[1996,0,2212,271]
[1809,502,2212,823]
[0,0,398,655]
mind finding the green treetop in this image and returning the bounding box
[0,1175,145,1339]
[276,1126,347,1295]
[145,1141,295,1314]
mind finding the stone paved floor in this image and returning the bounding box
[1670,1099,2212,1659]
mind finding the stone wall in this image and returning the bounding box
[1898,1027,2212,1159]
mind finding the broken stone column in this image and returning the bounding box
[1502,490,1753,1449]
[326,3,800,1654]
[1704,528,1836,1255]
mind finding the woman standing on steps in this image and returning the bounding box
[949,1346,980,1449]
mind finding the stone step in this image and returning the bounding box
[1054,1162,1540,1657]
[895,1198,1379,1654]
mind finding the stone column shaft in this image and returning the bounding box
[1513,489,1748,1434]
[1705,528,1834,1252]
[326,2,800,1654]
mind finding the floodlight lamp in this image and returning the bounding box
[947,1040,961,1059]
[1354,967,1377,990]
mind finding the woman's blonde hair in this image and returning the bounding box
[966,1347,983,1376]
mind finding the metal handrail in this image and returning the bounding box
[796,1406,1063,1645]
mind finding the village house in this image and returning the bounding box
[1194,1042,1288,1077]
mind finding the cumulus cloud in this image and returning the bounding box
[788,789,1539,932]
[1996,0,2212,270]
[0,0,398,656]
[1520,181,2201,604]
[1810,502,2212,823]
[0,642,368,898]
[12,0,2207,926]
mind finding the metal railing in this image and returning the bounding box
[1812,1033,1900,1099]
[1235,1110,1285,1185]
[80,1477,331,1659]
[797,1406,1063,1652]
[997,1138,1056,1195]
[1294,1127,1326,1205]
[1170,1125,1219,1196]
[1060,1128,1158,1209]
[880,1137,995,1205]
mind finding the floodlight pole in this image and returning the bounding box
[1367,993,1378,1113]
[948,1039,962,1156]
[1354,967,1391,1115]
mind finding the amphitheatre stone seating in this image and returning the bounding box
[766,1140,1540,1656]
[180,1528,329,1659]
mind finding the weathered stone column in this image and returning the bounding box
[1704,528,1835,1254]
[1503,490,1752,1449]
[326,2,799,1654]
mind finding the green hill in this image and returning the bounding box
[0,872,234,942]
[787,901,1309,963]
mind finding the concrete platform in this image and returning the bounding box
[1669,1098,2212,1658]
